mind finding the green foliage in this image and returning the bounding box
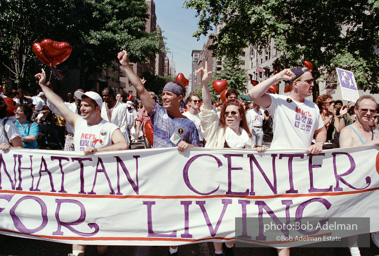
[216,56,248,93]
[0,0,77,89]
[0,0,164,89]
[185,0,379,92]
[141,71,169,96]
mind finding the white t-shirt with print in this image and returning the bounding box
[74,117,118,152]
[246,109,264,131]
[266,94,324,149]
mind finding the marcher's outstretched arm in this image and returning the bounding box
[118,50,155,114]
[248,69,296,108]
[197,62,213,110]
[35,69,79,128]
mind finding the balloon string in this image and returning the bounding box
[49,66,63,80]
[53,67,64,79]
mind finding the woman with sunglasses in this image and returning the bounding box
[197,63,253,256]
[198,65,253,150]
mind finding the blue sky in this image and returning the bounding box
[155,0,208,78]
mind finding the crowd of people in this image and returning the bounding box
[0,52,378,256]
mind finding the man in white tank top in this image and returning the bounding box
[35,69,128,256]
[339,95,379,256]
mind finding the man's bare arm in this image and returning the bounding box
[339,126,354,148]
[118,50,155,114]
[83,129,128,155]
[197,62,213,110]
[308,126,327,154]
[248,69,295,108]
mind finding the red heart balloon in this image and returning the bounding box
[284,85,291,93]
[268,84,279,94]
[176,73,189,86]
[3,97,16,117]
[304,60,313,71]
[33,39,72,66]
[33,43,51,66]
[251,80,259,86]
[213,80,228,94]
[220,89,228,103]
[215,102,220,107]
[144,119,154,146]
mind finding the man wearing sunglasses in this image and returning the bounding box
[249,67,326,256]
[340,95,378,147]
[183,93,204,146]
[338,95,379,256]
[249,66,326,154]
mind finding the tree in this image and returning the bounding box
[77,0,164,78]
[141,71,170,97]
[0,0,164,90]
[0,0,77,89]
[184,0,379,93]
[216,56,248,93]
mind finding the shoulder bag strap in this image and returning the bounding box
[2,118,10,144]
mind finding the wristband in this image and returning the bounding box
[316,141,324,145]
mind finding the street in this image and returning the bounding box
[1,233,379,256]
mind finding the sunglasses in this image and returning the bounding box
[224,111,238,117]
[360,108,377,113]
[192,100,201,103]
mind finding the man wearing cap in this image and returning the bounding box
[35,69,128,256]
[249,67,326,153]
[249,67,326,256]
[35,69,128,156]
[118,50,200,152]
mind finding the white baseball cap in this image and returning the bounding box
[37,92,45,97]
[74,91,103,108]
[126,101,133,107]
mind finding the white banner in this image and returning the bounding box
[0,146,378,246]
